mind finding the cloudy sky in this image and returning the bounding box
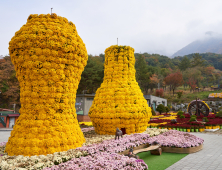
[1,0,222,57]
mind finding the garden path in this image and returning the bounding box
[0,129,12,143]
[166,132,222,170]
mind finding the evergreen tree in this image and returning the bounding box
[77,55,104,94]
[191,53,205,67]
[135,55,150,93]
[179,56,190,71]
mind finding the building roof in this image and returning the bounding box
[0,111,20,116]
[7,114,20,117]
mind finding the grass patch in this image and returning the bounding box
[166,89,222,103]
[137,151,188,170]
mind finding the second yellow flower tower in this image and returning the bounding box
[89,45,152,135]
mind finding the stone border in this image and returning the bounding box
[118,143,203,155]
[204,128,219,132]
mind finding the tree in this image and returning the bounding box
[191,53,205,67]
[164,71,184,95]
[149,73,160,92]
[77,55,104,94]
[165,106,170,113]
[156,104,166,114]
[187,78,197,92]
[155,88,164,97]
[0,55,20,108]
[151,106,156,116]
[135,55,150,93]
[178,56,190,71]
[183,67,202,87]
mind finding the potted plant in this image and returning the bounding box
[187,125,191,132]
[194,125,199,132]
[172,124,176,130]
[191,126,194,132]
[200,125,205,132]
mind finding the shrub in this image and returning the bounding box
[191,115,197,118]
[202,117,209,122]
[156,104,166,114]
[151,107,156,116]
[216,111,222,117]
[180,115,185,119]
[177,91,183,99]
[189,117,197,122]
[177,111,184,116]
[165,106,170,113]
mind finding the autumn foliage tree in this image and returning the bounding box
[164,71,183,95]
[149,73,159,92]
[0,56,20,108]
[155,88,164,97]
[187,78,197,92]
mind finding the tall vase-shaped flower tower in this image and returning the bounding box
[89,45,151,135]
[5,13,88,156]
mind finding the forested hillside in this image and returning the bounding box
[0,52,222,108]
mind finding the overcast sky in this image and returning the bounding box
[1,0,222,57]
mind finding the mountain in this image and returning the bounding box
[172,34,222,58]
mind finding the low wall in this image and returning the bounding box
[77,115,91,122]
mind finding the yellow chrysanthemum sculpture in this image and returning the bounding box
[89,45,152,135]
[5,13,88,156]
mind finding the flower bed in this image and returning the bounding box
[0,128,204,170]
[146,130,204,148]
[149,112,222,131]
[79,122,93,127]
[0,150,88,170]
[77,133,150,155]
[44,152,148,170]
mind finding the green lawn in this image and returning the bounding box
[137,152,188,170]
[166,89,222,103]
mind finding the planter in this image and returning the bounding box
[191,129,194,132]
[162,144,203,154]
[187,129,190,132]
[195,129,199,132]
[173,128,176,130]
[168,128,171,130]
[183,129,186,132]
[177,128,180,131]
[221,126,222,129]
[205,126,209,129]
[209,126,212,129]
